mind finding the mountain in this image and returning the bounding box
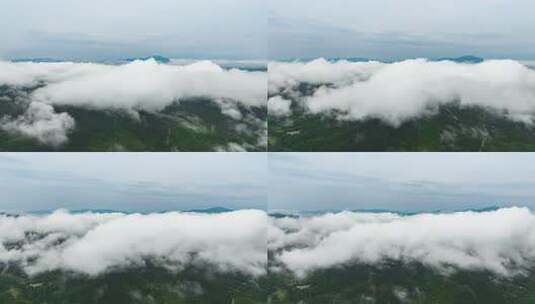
[268,206,501,218]
[352,208,417,215]
[0,86,267,152]
[327,57,371,62]
[0,263,265,304]
[355,206,500,215]
[269,97,535,152]
[185,207,234,214]
[266,261,535,304]
[124,55,170,63]
[71,208,123,214]
[3,260,534,303]
[268,212,299,219]
[10,57,66,63]
[435,55,484,63]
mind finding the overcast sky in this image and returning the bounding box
[0,0,266,61]
[269,153,535,212]
[269,0,535,60]
[5,0,532,61]
[3,153,535,213]
[0,153,266,213]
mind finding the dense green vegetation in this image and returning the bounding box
[0,264,266,304]
[0,86,266,151]
[269,85,535,151]
[265,262,535,304]
[54,100,265,152]
[3,261,535,303]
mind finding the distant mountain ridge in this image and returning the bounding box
[124,55,170,63]
[185,206,234,213]
[21,206,235,215]
[10,57,68,63]
[10,55,486,65]
[269,205,503,218]
[277,55,485,63]
[435,55,484,63]
[8,55,172,64]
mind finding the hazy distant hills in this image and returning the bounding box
[20,207,235,215]
[435,55,484,63]
[186,206,234,213]
[10,56,172,64]
[281,55,485,63]
[268,206,501,218]
[11,57,66,63]
[8,56,268,71]
[12,55,171,64]
[15,204,502,218]
[124,55,171,63]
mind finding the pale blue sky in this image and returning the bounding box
[1,0,266,61]
[269,153,535,212]
[0,153,267,213]
[269,0,535,60]
[3,153,535,213]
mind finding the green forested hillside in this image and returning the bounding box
[0,264,266,304]
[269,96,535,152]
[0,85,266,151]
[265,262,535,304]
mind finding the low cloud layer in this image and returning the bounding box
[269,207,535,277]
[3,208,535,279]
[269,59,535,125]
[0,59,267,145]
[0,210,267,276]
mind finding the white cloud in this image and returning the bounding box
[0,102,75,146]
[0,60,267,110]
[0,210,267,277]
[268,96,292,116]
[268,58,382,94]
[269,207,535,277]
[269,59,535,125]
[214,143,248,152]
[0,61,107,87]
[0,59,267,146]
